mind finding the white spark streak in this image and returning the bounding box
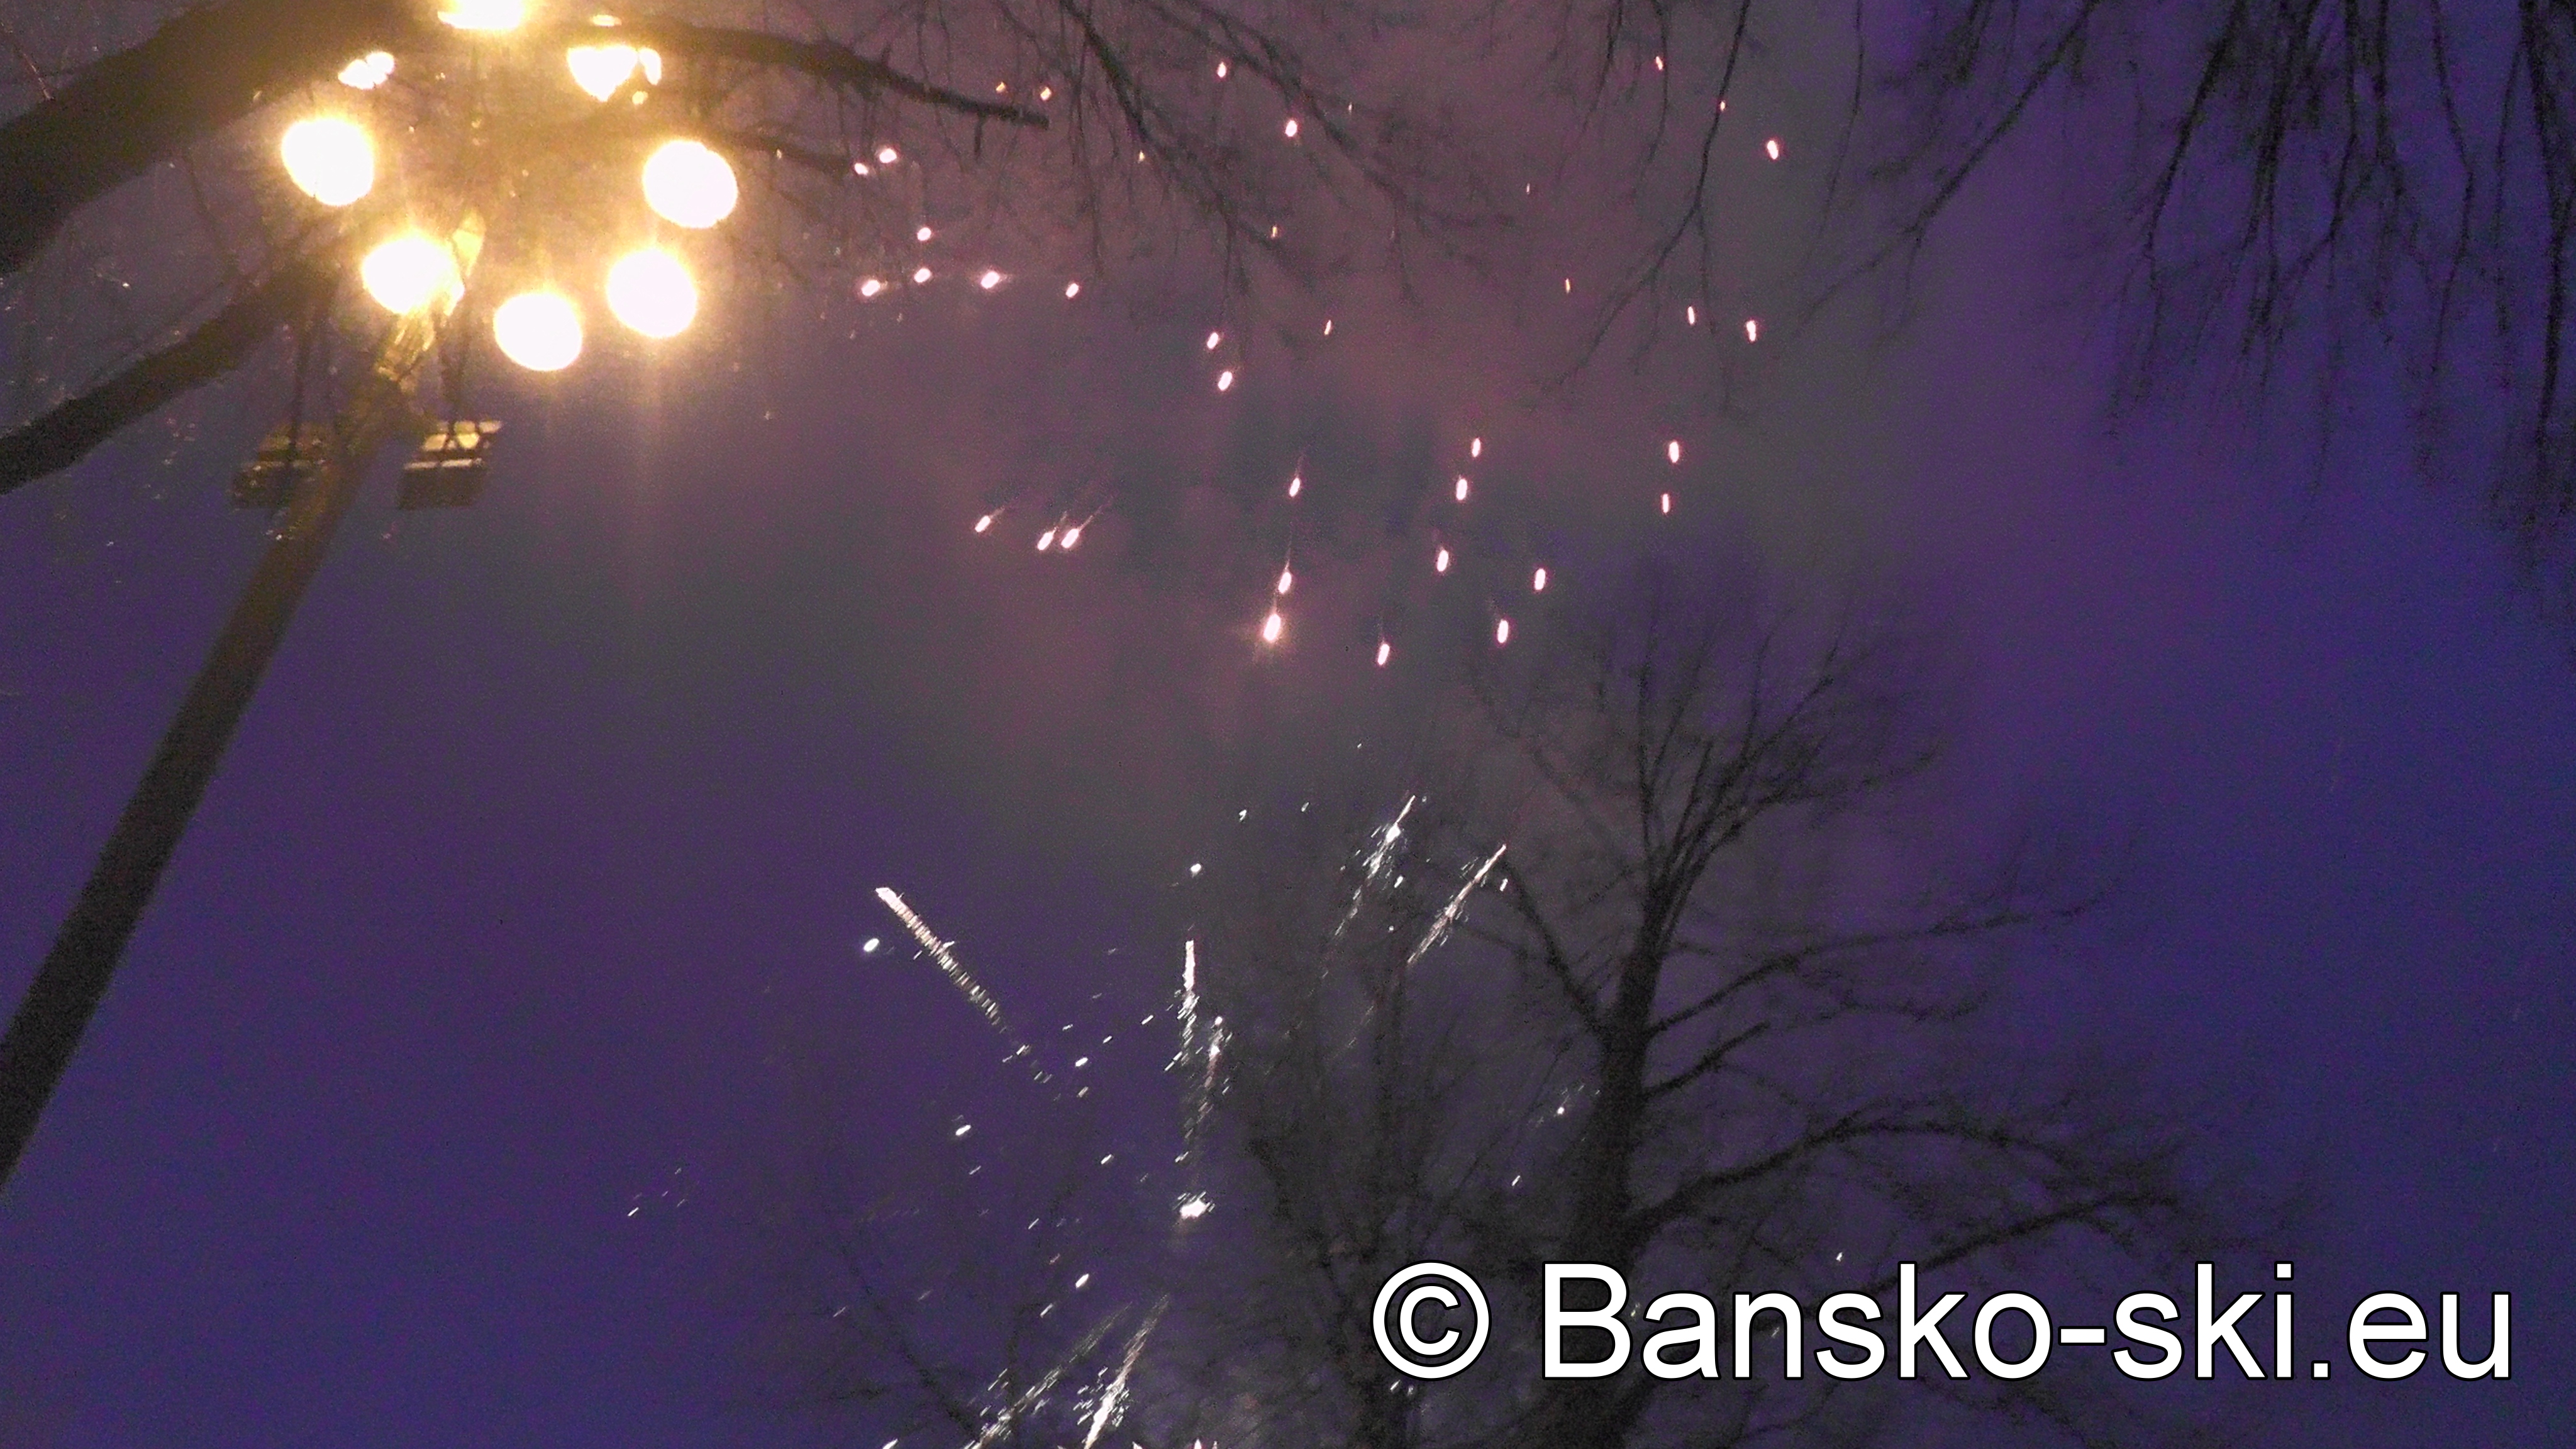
[964,1314,1118,1449]
[1175,940,1200,1071]
[1080,1299,1169,1449]
[1407,845,1506,965]
[1331,796,1414,941]
[874,887,1015,1043]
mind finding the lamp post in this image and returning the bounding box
[0,1,736,1191]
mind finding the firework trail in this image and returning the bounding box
[1173,938,1201,1072]
[963,1308,1121,1449]
[1406,843,1506,966]
[1173,940,1229,1169]
[1079,1296,1169,1449]
[1331,795,1417,942]
[1186,1016,1226,1159]
[874,887,1028,1058]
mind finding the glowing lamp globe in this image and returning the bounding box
[567,43,638,100]
[337,52,394,89]
[279,117,374,207]
[492,292,584,372]
[359,235,462,314]
[640,140,737,229]
[439,0,527,30]
[604,248,697,338]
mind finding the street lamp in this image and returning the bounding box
[0,0,752,1189]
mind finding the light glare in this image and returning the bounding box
[279,117,373,207]
[605,247,697,339]
[492,291,584,372]
[359,235,461,314]
[337,52,394,89]
[641,139,738,228]
[567,43,639,100]
[439,0,526,30]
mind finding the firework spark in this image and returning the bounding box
[1079,1299,1170,1449]
[873,887,1018,1046]
[1407,844,1506,965]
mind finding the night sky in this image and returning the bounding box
[1,13,2572,1446]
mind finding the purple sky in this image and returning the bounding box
[3,60,2572,1448]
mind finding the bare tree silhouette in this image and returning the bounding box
[1552,1,2576,617]
[1171,584,2265,1448]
